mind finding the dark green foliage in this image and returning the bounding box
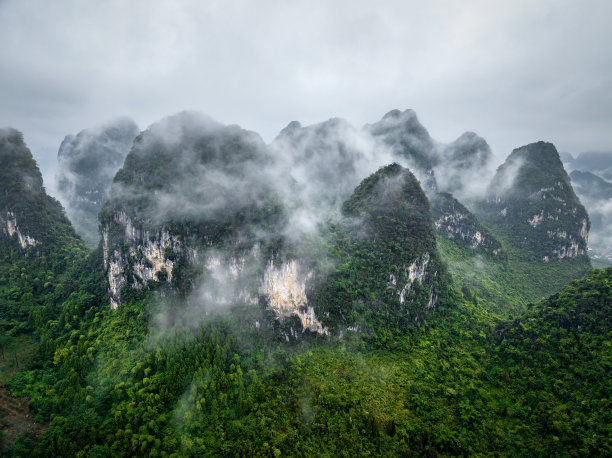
[0,129,88,339]
[490,268,612,455]
[0,129,83,257]
[7,267,610,456]
[311,164,450,335]
[478,141,590,262]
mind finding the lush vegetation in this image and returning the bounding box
[312,164,450,335]
[3,253,610,456]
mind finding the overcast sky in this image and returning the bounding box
[1,0,611,193]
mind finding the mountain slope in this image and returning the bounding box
[311,163,450,335]
[1,128,80,256]
[490,267,612,454]
[100,111,282,310]
[431,192,503,259]
[0,128,88,384]
[1,114,611,456]
[481,141,589,261]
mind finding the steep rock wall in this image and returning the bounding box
[262,260,328,335]
[102,210,194,309]
[2,211,38,249]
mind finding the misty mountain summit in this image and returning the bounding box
[98,112,448,336]
[101,111,280,309]
[366,108,438,183]
[435,131,493,196]
[56,117,139,247]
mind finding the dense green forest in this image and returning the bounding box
[2,245,610,456]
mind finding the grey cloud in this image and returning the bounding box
[1,0,611,193]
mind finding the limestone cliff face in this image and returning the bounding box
[98,112,455,338]
[99,111,274,309]
[388,252,437,309]
[98,112,330,336]
[102,204,330,334]
[3,212,38,249]
[102,210,194,309]
[479,142,590,262]
[431,193,503,258]
[262,260,328,335]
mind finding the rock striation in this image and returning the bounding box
[431,193,503,258]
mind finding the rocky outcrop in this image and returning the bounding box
[3,212,38,249]
[262,260,328,335]
[431,193,503,257]
[388,253,437,309]
[102,210,194,309]
[100,112,276,309]
[309,163,449,331]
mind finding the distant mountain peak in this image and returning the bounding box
[381,108,417,121]
[55,117,139,247]
[277,120,302,137]
[480,141,590,262]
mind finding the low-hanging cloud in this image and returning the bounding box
[56,117,139,245]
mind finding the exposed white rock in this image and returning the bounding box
[102,229,109,267]
[434,210,500,254]
[580,218,589,241]
[398,253,430,304]
[103,210,196,308]
[107,251,125,310]
[547,229,567,240]
[427,287,437,309]
[471,231,483,248]
[262,260,328,335]
[552,238,584,259]
[3,212,38,249]
[527,211,544,228]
